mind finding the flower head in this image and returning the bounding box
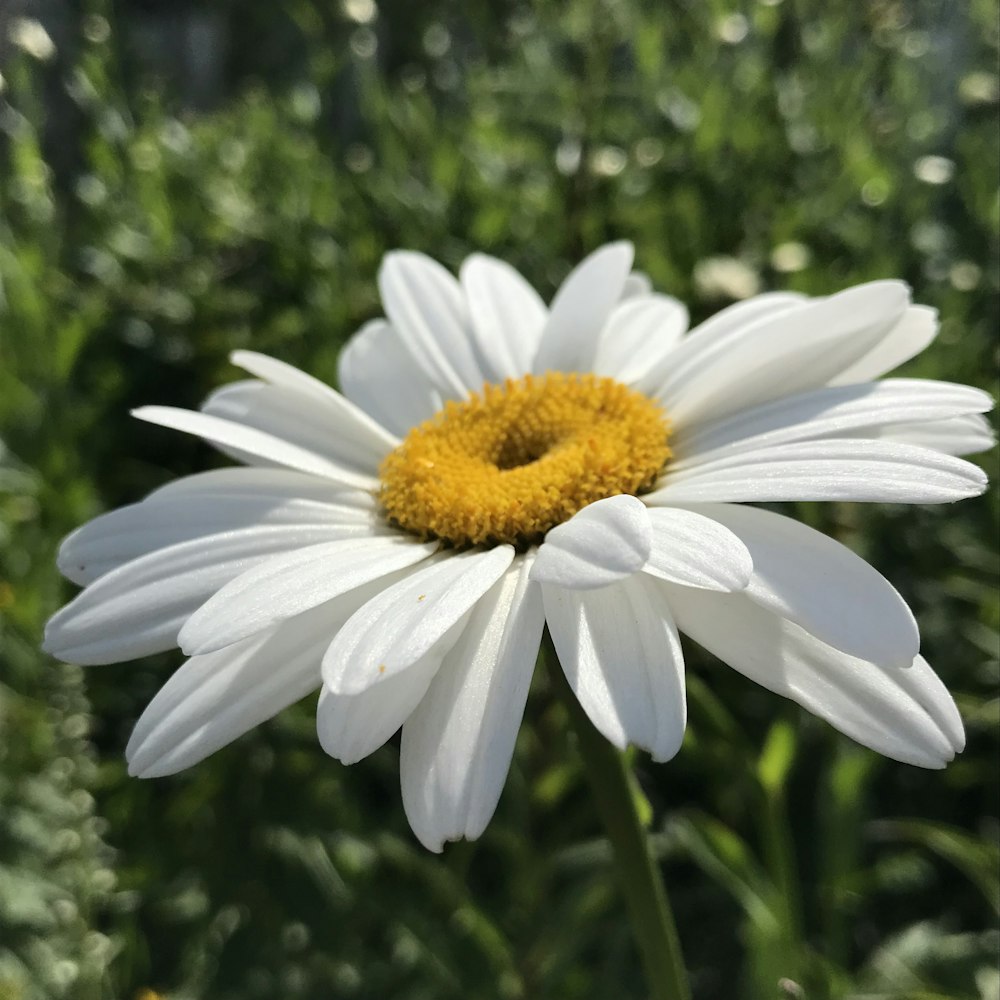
[45,242,993,850]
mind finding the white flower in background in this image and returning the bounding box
[693,254,762,300]
[8,17,56,62]
[45,242,994,851]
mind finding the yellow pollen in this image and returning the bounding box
[379,372,672,547]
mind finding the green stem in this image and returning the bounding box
[760,789,802,947]
[545,639,691,1000]
[758,788,806,989]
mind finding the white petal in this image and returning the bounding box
[862,413,997,456]
[317,654,441,765]
[127,600,341,777]
[688,503,918,668]
[322,546,516,695]
[178,534,437,656]
[621,271,653,299]
[530,495,651,590]
[400,553,545,851]
[58,494,375,585]
[901,654,965,752]
[148,467,372,504]
[642,506,752,591]
[459,254,547,382]
[229,351,376,414]
[132,406,379,490]
[828,305,938,384]
[655,282,910,425]
[638,292,805,393]
[205,369,397,475]
[378,251,485,398]
[337,319,444,436]
[593,294,689,386]
[543,574,686,762]
[670,379,994,468]
[646,439,988,505]
[664,585,963,767]
[200,381,367,472]
[684,292,808,340]
[45,526,345,665]
[532,242,634,374]
[231,350,399,445]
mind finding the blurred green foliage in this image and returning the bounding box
[0,0,997,998]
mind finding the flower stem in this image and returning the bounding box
[544,638,691,1000]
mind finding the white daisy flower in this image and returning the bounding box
[45,242,993,851]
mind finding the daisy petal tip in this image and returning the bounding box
[318,655,342,694]
[123,746,161,779]
[40,616,58,646]
[133,759,179,780]
[176,619,250,659]
[648,722,687,763]
[726,552,754,593]
[649,741,684,765]
[885,650,919,672]
[868,277,911,305]
[461,816,490,845]
[724,535,756,587]
[378,249,403,271]
[39,635,59,659]
[591,240,635,278]
[55,553,85,584]
[458,251,490,274]
[917,663,966,754]
[952,463,990,501]
[314,734,336,762]
[130,405,184,433]
[39,623,80,664]
[227,348,267,373]
[914,745,956,770]
[125,758,147,779]
[605,728,631,753]
[41,638,72,664]
[174,622,208,659]
[314,713,345,763]
[175,637,201,659]
[878,616,922,673]
[643,507,754,592]
[124,743,164,779]
[379,248,426,277]
[531,496,651,590]
[604,238,635,259]
[124,726,165,778]
[409,824,447,854]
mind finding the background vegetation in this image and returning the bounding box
[0,0,997,997]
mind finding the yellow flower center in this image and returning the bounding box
[379,373,671,547]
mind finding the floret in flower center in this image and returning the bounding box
[379,372,672,547]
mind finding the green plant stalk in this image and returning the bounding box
[752,786,808,995]
[760,788,803,952]
[545,639,691,1000]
